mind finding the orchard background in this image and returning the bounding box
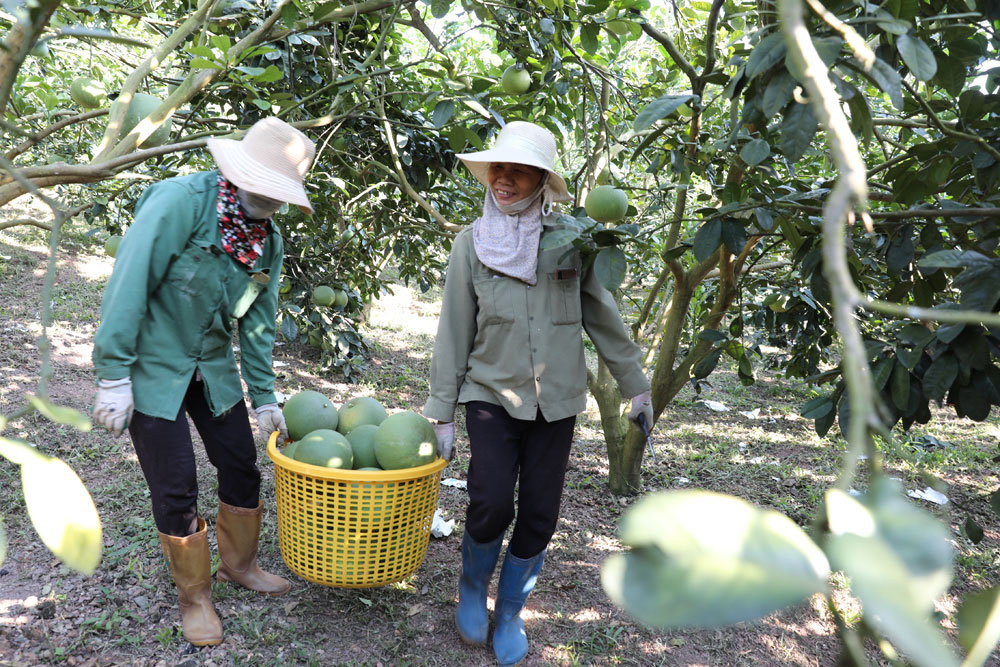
[3,0,1000,664]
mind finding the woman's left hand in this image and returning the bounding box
[255,403,288,440]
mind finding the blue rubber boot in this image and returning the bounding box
[456,532,504,645]
[493,548,546,666]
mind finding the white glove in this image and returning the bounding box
[93,377,134,438]
[628,390,653,431]
[255,403,288,441]
[433,421,455,461]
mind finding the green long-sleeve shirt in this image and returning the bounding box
[92,170,283,420]
[424,216,649,424]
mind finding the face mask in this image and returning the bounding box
[237,189,283,219]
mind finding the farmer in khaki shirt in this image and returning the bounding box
[424,121,653,666]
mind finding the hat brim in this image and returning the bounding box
[207,137,313,214]
[458,149,572,203]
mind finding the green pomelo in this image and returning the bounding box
[337,396,388,435]
[312,285,336,306]
[333,289,349,308]
[70,77,108,109]
[346,424,379,469]
[282,440,299,460]
[283,390,339,441]
[585,185,629,223]
[293,429,353,469]
[501,65,531,95]
[278,276,292,294]
[104,235,123,258]
[111,92,173,148]
[373,411,436,470]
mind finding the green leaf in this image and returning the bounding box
[825,485,959,667]
[633,94,693,132]
[697,329,728,343]
[762,72,795,119]
[846,90,873,147]
[721,219,746,254]
[801,396,833,420]
[739,139,771,166]
[991,489,1000,517]
[211,34,231,53]
[957,587,1000,663]
[922,353,958,401]
[431,100,455,128]
[594,247,627,291]
[754,208,774,231]
[897,34,937,81]
[256,65,284,83]
[745,32,786,81]
[251,98,272,110]
[191,58,223,70]
[891,362,911,412]
[431,0,451,19]
[963,516,984,544]
[692,348,722,379]
[26,395,90,432]
[601,490,829,629]
[21,448,103,575]
[580,23,601,54]
[540,228,580,251]
[693,218,723,262]
[780,103,817,163]
[867,57,905,110]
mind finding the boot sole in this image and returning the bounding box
[216,571,290,596]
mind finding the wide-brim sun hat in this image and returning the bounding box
[457,121,572,202]
[207,117,316,214]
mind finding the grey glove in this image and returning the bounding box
[628,390,653,430]
[255,403,288,441]
[93,377,134,438]
[433,421,455,461]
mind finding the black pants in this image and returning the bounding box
[464,400,576,559]
[128,377,261,536]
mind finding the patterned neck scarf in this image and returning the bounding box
[217,173,269,267]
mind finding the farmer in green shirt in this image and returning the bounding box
[91,117,314,647]
[424,121,653,666]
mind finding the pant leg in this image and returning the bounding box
[129,405,199,537]
[183,378,261,510]
[464,401,523,544]
[508,411,576,559]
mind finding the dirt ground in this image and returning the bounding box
[0,203,997,666]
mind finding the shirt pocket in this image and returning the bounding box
[549,273,582,325]
[474,276,515,326]
[165,243,216,297]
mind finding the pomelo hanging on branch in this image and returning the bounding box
[70,77,108,109]
[585,185,629,223]
[501,65,531,95]
[110,92,173,148]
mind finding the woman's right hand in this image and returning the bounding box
[93,377,134,437]
[433,421,455,461]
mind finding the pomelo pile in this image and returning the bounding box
[279,390,436,471]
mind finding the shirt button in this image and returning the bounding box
[529,316,534,321]
[532,348,537,353]
[535,377,541,381]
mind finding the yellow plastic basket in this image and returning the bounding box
[267,431,447,588]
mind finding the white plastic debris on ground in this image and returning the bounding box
[430,509,455,538]
[908,486,949,505]
[697,400,730,412]
[738,408,761,419]
[441,478,467,489]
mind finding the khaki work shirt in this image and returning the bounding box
[424,217,649,423]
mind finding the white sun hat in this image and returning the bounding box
[207,117,316,214]
[457,121,572,202]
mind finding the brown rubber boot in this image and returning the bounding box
[216,500,290,595]
[158,518,223,646]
